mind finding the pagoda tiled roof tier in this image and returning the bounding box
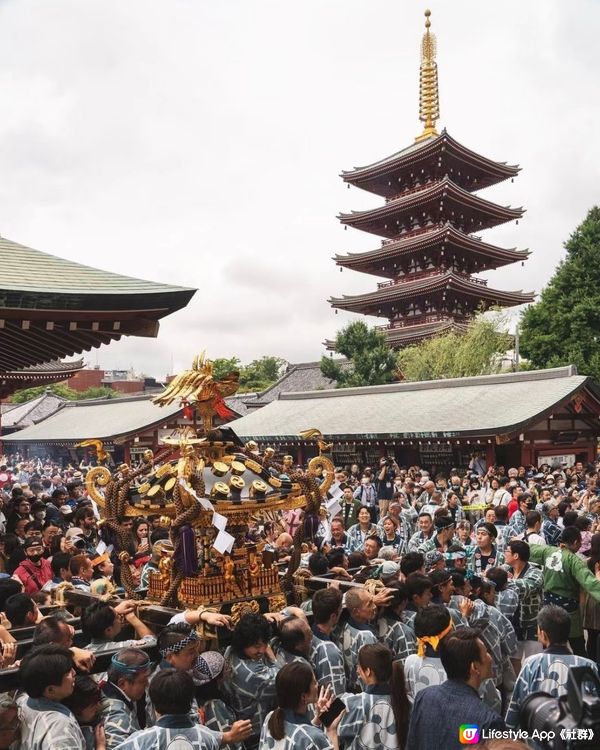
[334,223,530,278]
[0,359,84,399]
[338,177,523,239]
[383,318,470,347]
[324,316,470,350]
[0,236,196,370]
[329,271,534,317]
[341,131,520,198]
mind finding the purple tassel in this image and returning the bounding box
[303,513,319,540]
[174,525,197,576]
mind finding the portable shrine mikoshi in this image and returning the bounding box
[81,353,335,621]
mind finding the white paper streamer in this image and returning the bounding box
[213,529,235,554]
[212,511,228,531]
[179,478,236,554]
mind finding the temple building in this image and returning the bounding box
[226,366,600,474]
[329,10,534,348]
[0,359,84,400]
[0,235,195,373]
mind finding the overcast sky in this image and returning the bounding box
[1,0,598,378]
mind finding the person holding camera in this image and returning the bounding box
[377,457,397,520]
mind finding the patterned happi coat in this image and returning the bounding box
[338,685,400,750]
[377,614,416,663]
[202,698,242,750]
[223,646,279,741]
[504,562,544,636]
[473,600,518,661]
[337,618,378,692]
[400,607,417,633]
[505,648,599,728]
[113,715,221,750]
[145,660,201,727]
[404,651,447,701]
[309,626,347,696]
[19,696,86,750]
[101,681,141,750]
[258,711,333,750]
[496,584,520,620]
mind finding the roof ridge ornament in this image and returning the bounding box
[415,9,440,144]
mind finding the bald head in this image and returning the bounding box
[346,588,376,624]
[279,616,312,656]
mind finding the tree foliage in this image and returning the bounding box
[239,356,286,392]
[320,321,398,388]
[396,314,513,381]
[212,357,242,380]
[211,356,286,393]
[10,384,118,403]
[520,207,600,380]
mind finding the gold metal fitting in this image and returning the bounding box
[249,480,268,499]
[230,475,245,491]
[163,476,177,493]
[230,460,246,476]
[212,461,228,478]
[156,463,175,479]
[211,482,230,500]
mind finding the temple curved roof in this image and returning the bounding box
[0,236,196,370]
[0,358,85,399]
[329,271,534,316]
[334,223,530,278]
[341,130,520,197]
[324,317,470,350]
[338,177,524,239]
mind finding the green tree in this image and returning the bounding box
[396,314,513,381]
[10,383,118,403]
[320,321,398,387]
[212,357,241,380]
[520,207,600,379]
[239,356,286,393]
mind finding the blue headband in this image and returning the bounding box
[110,654,151,675]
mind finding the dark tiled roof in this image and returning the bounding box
[6,359,84,375]
[252,360,352,405]
[226,366,591,440]
[1,393,66,429]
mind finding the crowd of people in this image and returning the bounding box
[0,452,599,749]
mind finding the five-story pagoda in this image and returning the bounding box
[329,10,534,348]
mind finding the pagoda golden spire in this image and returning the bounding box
[415,9,440,143]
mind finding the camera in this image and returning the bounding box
[520,666,600,748]
[72,537,87,550]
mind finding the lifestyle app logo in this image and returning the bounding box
[459,725,480,744]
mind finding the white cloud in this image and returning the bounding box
[0,0,598,376]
